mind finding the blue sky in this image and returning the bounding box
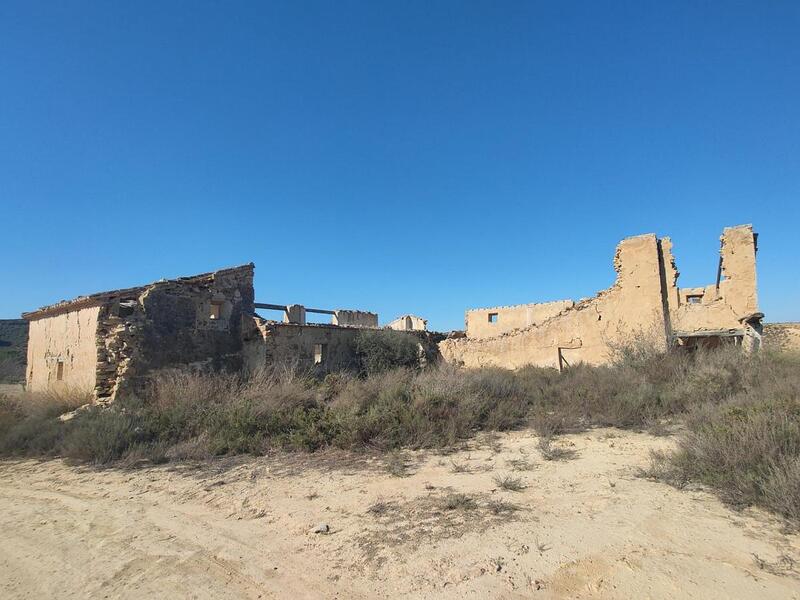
[1,1,798,330]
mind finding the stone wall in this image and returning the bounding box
[247,321,362,372]
[97,264,255,399]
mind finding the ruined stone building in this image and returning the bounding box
[439,225,763,370]
[17,223,786,399]
[22,264,382,401]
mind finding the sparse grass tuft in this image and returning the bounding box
[537,437,577,461]
[367,499,395,516]
[487,499,519,515]
[507,458,534,471]
[449,459,471,473]
[441,493,478,511]
[493,474,526,492]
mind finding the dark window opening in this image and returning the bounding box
[314,343,325,365]
[56,361,64,381]
[210,302,223,320]
[488,313,499,324]
[686,295,703,305]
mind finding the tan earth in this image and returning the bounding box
[1,428,799,599]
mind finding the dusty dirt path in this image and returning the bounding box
[1,429,799,599]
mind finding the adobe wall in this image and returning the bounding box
[660,225,760,336]
[332,310,379,328]
[466,300,575,339]
[762,323,800,353]
[439,234,669,369]
[387,314,428,331]
[25,306,100,394]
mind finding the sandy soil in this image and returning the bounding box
[1,428,799,599]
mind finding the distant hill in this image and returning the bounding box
[0,319,28,383]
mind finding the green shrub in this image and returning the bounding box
[353,329,421,375]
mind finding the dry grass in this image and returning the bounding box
[440,492,479,511]
[537,437,578,462]
[487,498,519,515]
[506,458,535,471]
[1,345,800,526]
[493,474,526,492]
[449,459,471,473]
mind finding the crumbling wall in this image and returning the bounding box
[660,225,760,336]
[332,310,378,328]
[465,300,575,339]
[261,322,361,371]
[439,234,669,369]
[99,264,255,399]
[763,323,800,353]
[25,306,100,394]
[386,314,428,331]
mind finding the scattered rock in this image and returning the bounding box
[312,523,330,534]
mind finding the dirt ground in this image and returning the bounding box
[1,428,799,599]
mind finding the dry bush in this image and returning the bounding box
[0,387,91,456]
[1,340,798,531]
[647,351,800,523]
[353,329,422,375]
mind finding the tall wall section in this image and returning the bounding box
[659,225,760,336]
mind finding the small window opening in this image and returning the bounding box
[488,313,499,324]
[56,360,64,381]
[313,343,325,365]
[210,302,223,320]
[686,295,703,305]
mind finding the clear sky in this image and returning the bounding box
[1,1,798,331]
